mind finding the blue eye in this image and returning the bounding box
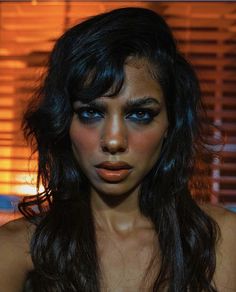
[126,109,157,124]
[75,107,103,123]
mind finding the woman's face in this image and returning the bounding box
[70,59,168,198]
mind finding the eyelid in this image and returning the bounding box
[74,107,104,125]
[74,106,160,117]
[125,106,158,112]
[125,108,160,125]
[74,103,106,113]
[74,105,104,113]
[74,106,160,120]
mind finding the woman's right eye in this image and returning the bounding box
[75,107,104,123]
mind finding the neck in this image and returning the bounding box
[91,188,152,234]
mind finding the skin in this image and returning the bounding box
[70,59,168,234]
[69,59,168,289]
[0,59,235,291]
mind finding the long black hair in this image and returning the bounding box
[20,7,220,291]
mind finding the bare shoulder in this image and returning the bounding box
[0,217,34,292]
[200,201,232,217]
[200,203,236,291]
[200,203,236,239]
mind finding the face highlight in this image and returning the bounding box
[69,60,168,199]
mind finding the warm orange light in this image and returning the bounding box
[0,61,26,68]
[13,183,44,196]
[31,0,38,6]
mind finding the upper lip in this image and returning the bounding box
[95,161,132,170]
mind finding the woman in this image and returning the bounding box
[0,7,235,292]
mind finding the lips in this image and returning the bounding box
[95,161,132,170]
[94,161,132,182]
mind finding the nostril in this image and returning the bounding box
[100,138,127,154]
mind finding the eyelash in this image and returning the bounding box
[74,107,160,125]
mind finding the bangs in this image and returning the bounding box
[50,6,176,107]
[67,53,126,104]
[66,54,163,105]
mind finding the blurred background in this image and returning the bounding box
[0,1,236,226]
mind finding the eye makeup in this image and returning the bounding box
[73,96,162,125]
[74,106,104,124]
[125,108,160,124]
[74,105,160,125]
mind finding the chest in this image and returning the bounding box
[96,230,160,292]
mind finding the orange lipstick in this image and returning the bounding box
[95,161,132,182]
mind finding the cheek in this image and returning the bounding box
[129,129,165,158]
[69,121,99,159]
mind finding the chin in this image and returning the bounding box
[91,180,140,198]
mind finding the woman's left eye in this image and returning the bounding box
[126,109,157,124]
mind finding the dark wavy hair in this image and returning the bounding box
[20,7,220,292]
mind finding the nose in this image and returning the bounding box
[100,115,128,154]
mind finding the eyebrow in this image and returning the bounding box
[125,96,160,107]
[77,96,161,110]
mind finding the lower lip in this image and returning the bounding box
[95,168,132,182]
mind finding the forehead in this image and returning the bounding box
[104,59,163,105]
[72,57,164,108]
